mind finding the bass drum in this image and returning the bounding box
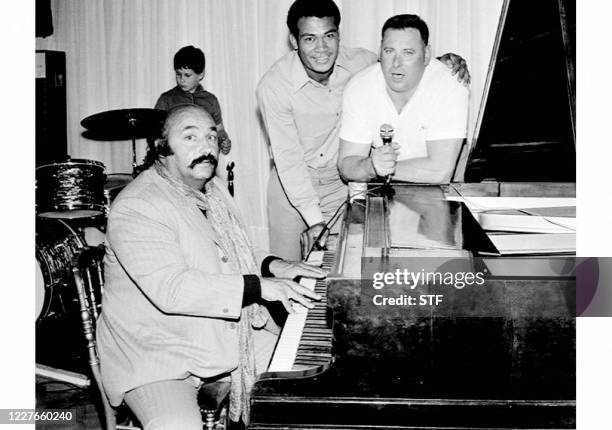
[35,219,85,321]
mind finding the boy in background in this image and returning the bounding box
[155,45,232,155]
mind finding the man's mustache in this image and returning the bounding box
[189,153,218,169]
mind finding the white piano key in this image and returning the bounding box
[300,277,316,291]
[267,311,307,371]
[267,249,330,372]
[307,250,324,266]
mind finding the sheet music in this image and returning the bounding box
[488,233,576,255]
[446,196,576,211]
[476,213,576,233]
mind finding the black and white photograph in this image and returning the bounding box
[1,0,611,429]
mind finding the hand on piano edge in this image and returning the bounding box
[267,259,326,281]
[260,277,322,314]
[300,222,330,258]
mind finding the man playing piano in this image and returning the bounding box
[338,14,469,185]
[97,104,324,429]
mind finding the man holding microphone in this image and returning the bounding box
[338,14,469,185]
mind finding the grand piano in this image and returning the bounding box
[250,0,576,428]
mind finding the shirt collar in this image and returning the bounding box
[192,84,206,95]
[290,51,311,92]
[334,46,352,72]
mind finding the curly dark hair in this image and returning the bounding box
[286,0,341,39]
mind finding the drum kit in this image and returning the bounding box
[35,108,165,323]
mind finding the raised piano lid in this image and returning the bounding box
[456,0,575,183]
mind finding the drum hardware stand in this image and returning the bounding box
[127,116,138,175]
[227,162,235,197]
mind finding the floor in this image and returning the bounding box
[35,314,105,430]
[36,375,104,430]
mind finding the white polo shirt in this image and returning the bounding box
[339,59,468,161]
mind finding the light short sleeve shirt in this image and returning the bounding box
[340,59,468,161]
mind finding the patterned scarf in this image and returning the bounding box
[154,162,268,424]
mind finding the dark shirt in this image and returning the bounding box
[154,85,223,125]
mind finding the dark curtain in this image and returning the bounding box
[36,0,53,37]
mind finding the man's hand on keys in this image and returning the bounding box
[268,259,326,280]
[260,278,322,313]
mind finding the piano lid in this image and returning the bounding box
[364,185,499,256]
[461,0,575,183]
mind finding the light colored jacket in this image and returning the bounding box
[97,168,266,406]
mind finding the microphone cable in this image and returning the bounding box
[305,183,388,259]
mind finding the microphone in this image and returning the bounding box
[379,124,394,185]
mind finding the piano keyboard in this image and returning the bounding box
[267,249,334,375]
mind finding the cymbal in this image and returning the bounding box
[81,108,166,141]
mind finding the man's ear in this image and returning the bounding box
[154,136,171,157]
[289,33,298,51]
[424,44,432,66]
[197,72,205,82]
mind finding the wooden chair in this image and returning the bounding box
[71,245,230,430]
